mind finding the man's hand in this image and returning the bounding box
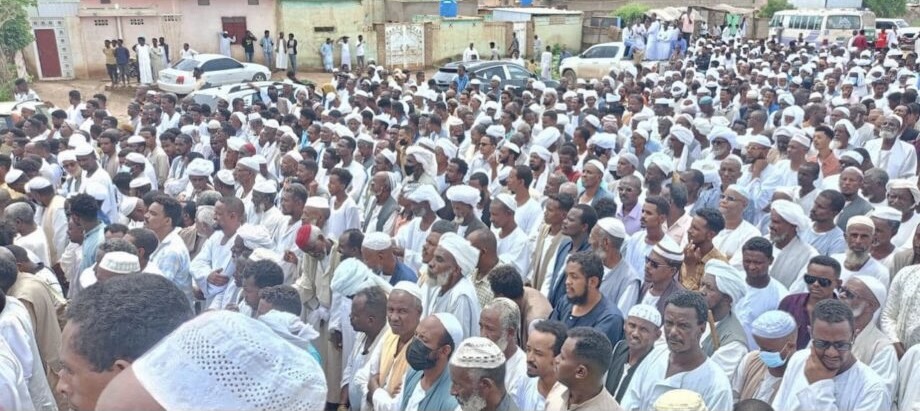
[207,269,229,286]
[803,353,836,384]
[284,250,299,264]
[366,374,380,404]
[330,330,343,350]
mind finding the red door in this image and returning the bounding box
[221,17,247,45]
[34,29,62,78]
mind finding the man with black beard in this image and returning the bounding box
[438,158,467,221]
[548,251,624,346]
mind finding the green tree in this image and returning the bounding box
[758,0,793,19]
[0,0,35,100]
[864,0,907,18]
[612,4,650,26]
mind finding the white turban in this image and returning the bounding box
[533,127,561,148]
[118,196,140,217]
[436,139,459,159]
[407,184,446,212]
[447,185,480,207]
[887,179,920,206]
[530,146,551,162]
[258,310,320,351]
[853,275,887,309]
[437,233,480,276]
[652,236,683,262]
[330,258,393,296]
[131,311,327,411]
[771,200,809,234]
[237,224,275,250]
[670,125,694,145]
[644,152,674,175]
[407,146,437,178]
[187,158,214,177]
[705,260,747,303]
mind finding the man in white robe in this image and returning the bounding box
[789,216,890,293]
[491,194,532,277]
[394,185,443,272]
[699,261,750,381]
[343,285,389,411]
[865,115,917,180]
[735,237,789,349]
[479,298,528,407]
[621,291,733,411]
[768,200,819,289]
[881,263,920,352]
[896,344,920,410]
[135,38,153,85]
[840,276,899,394]
[771,299,891,411]
[712,185,761,270]
[189,198,246,307]
[646,18,661,61]
[0,296,55,411]
[421,233,481,338]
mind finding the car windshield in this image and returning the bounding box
[896,20,909,28]
[433,67,458,83]
[171,58,199,71]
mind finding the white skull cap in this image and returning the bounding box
[131,310,327,410]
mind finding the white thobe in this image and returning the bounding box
[515,198,543,237]
[891,212,920,249]
[272,220,304,285]
[701,320,749,381]
[713,221,761,270]
[394,218,431,272]
[0,297,55,411]
[188,231,236,302]
[343,327,387,411]
[495,227,533,278]
[736,280,788,349]
[852,325,899,396]
[0,338,31,411]
[896,345,920,411]
[865,139,918,180]
[251,207,287,238]
[771,350,891,411]
[15,231,51,269]
[881,264,920,348]
[769,236,819,289]
[136,44,153,84]
[504,349,528,407]
[622,231,655,276]
[422,277,481,338]
[327,197,361,242]
[621,345,734,411]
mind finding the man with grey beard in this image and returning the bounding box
[864,115,918,180]
[478,297,528,407]
[789,216,890,294]
[420,232,481,339]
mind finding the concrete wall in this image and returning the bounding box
[558,0,766,13]
[426,18,510,64]
[70,0,277,78]
[278,0,377,70]
[533,15,582,52]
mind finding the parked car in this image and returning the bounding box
[157,54,270,95]
[559,42,631,84]
[432,61,559,93]
[187,81,311,111]
[877,18,920,46]
[0,101,50,129]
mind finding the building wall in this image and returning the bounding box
[278,0,377,69]
[384,0,477,23]
[67,0,276,79]
[426,18,509,64]
[533,15,582,53]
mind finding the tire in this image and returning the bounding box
[563,69,576,84]
[252,73,267,81]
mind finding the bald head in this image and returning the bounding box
[0,247,15,264]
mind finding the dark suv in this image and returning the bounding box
[432,60,559,94]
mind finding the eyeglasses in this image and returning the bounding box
[838,286,865,301]
[645,256,666,269]
[720,194,738,202]
[813,339,853,352]
[804,274,833,288]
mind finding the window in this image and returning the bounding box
[101,0,111,3]
[198,0,210,5]
[248,0,259,4]
[202,58,243,72]
[507,65,531,80]
[314,26,335,33]
[827,15,860,30]
[593,46,618,58]
[94,19,109,26]
[476,66,505,81]
[129,18,144,26]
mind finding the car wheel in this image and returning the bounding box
[252,73,267,81]
[563,69,576,85]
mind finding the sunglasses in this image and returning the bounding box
[813,339,853,352]
[804,274,833,288]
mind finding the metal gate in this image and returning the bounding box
[384,23,425,70]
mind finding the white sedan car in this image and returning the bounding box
[157,54,270,95]
[560,42,631,83]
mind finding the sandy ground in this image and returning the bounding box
[28,70,349,122]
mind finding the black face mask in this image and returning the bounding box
[404,164,417,176]
[406,338,437,371]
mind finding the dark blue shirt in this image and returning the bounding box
[389,260,418,285]
[453,74,470,92]
[550,295,624,345]
[548,239,591,307]
[114,46,130,65]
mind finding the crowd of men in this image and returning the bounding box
[5,19,920,411]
